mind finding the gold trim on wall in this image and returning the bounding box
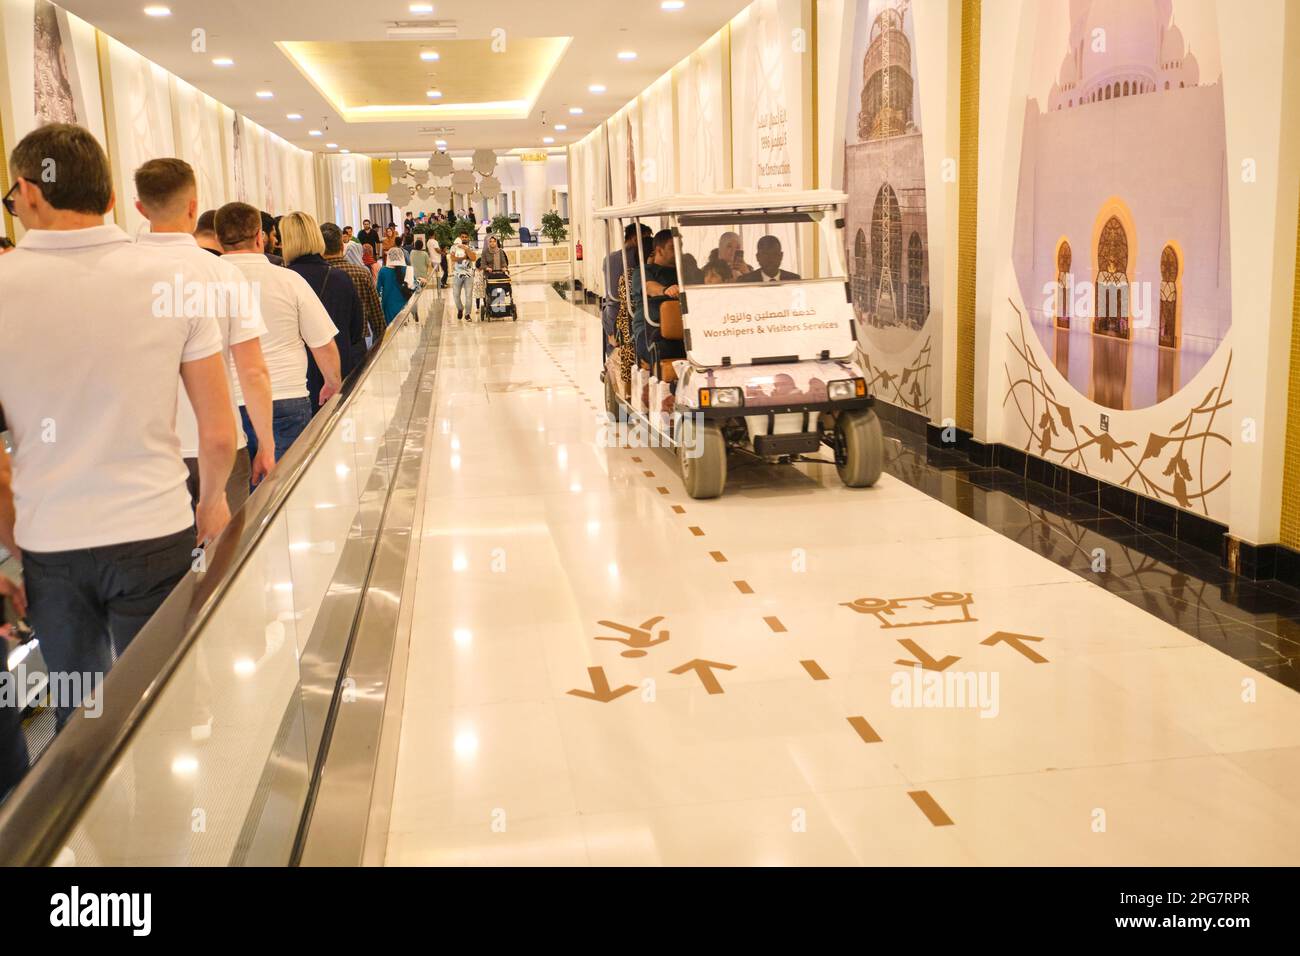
[94,29,123,228]
[0,104,11,240]
[1280,185,1300,548]
[955,0,980,433]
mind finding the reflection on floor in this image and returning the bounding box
[384,283,1300,865]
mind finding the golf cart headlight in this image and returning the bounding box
[828,378,866,401]
[699,387,742,408]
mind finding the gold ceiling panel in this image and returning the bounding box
[276,37,572,123]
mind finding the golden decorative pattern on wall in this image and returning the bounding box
[1281,188,1300,549]
[956,0,981,432]
[1003,304,1230,515]
[861,337,933,414]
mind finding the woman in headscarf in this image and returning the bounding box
[377,247,411,326]
[344,239,367,273]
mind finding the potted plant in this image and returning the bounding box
[430,221,454,250]
[540,210,568,245]
[489,214,516,244]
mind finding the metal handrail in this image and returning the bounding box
[0,300,424,866]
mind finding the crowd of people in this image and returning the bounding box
[0,122,452,801]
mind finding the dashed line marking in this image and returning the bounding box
[734,580,753,594]
[763,616,787,633]
[908,791,955,827]
[847,716,882,744]
[709,551,727,563]
[800,659,829,680]
[671,505,686,514]
[688,526,705,537]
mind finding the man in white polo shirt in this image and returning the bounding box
[215,202,341,460]
[133,158,276,512]
[0,124,236,740]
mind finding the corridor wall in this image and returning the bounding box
[0,0,317,241]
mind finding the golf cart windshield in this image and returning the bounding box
[674,208,847,288]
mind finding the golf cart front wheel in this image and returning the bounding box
[835,408,883,488]
[680,418,727,499]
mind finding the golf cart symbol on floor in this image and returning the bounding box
[841,592,977,629]
[595,616,670,657]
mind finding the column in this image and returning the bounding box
[520,152,548,236]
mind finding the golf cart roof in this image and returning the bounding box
[595,189,848,220]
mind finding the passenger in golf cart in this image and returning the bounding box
[598,190,884,500]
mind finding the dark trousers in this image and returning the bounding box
[22,526,195,728]
[240,397,312,463]
[0,660,28,800]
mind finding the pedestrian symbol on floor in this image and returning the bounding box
[595,616,670,657]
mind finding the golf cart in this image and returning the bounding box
[596,189,883,499]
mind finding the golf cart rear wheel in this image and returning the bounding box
[680,419,727,499]
[835,408,883,488]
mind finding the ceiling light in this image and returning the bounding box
[340,148,350,153]
[555,124,567,131]
[326,142,338,148]
[256,90,274,99]
[286,113,302,120]
[143,5,171,16]
[569,106,583,115]
[308,129,322,136]
[662,0,686,8]
[588,84,606,94]
[420,51,440,61]
[409,2,434,12]
[212,57,234,67]
[426,89,443,98]
[543,136,554,144]
[617,51,637,60]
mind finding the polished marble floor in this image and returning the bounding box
[383,282,1300,866]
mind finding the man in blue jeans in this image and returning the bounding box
[216,202,342,462]
[450,230,477,320]
[0,124,237,756]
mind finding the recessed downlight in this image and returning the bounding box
[340,149,350,154]
[426,89,443,98]
[419,51,440,61]
[662,0,686,9]
[409,2,434,12]
[569,106,583,115]
[326,143,338,148]
[543,136,555,144]
[588,83,606,94]
[617,51,638,60]
[212,57,234,67]
[255,90,274,99]
[308,129,322,136]
[555,124,568,131]
[143,5,171,16]
[286,113,303,120]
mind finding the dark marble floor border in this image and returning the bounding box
[880,420,1300,692]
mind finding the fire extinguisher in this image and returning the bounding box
[576,240,583,261]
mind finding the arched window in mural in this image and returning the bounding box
[1123,80,1130,96]
[1159,244,1179,349]
[852,229,868,314]
[1094,216,1130,338]
[869,184,903,326]
[906,231,925,328]
[1055,240,1072,329]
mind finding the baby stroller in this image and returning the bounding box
[480,270,517,321]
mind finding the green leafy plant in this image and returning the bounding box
[490,214,516,243]
[540,210,568,244]
[430,221,454,250]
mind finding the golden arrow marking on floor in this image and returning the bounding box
[893,638,960,672]
[670,659,736,695]
[567,666,638,703]
[980,631,1049,663]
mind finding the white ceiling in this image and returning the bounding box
[58,0,750,156]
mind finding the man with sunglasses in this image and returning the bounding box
[0,123,236,735]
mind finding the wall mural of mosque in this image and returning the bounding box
[1011,0,1231,411]
[843,0,931,414]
